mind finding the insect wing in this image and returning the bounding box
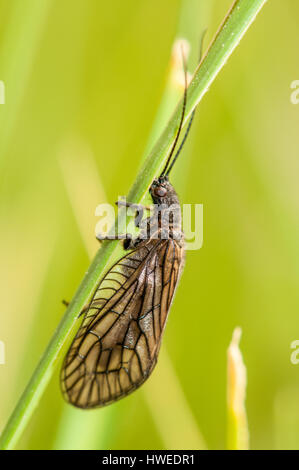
[61,238,183,408]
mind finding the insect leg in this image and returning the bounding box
[62,299,90,318]
[123,236,145,250]
[133,207,144,228]
[96,233,132,242]
[116,201,152,229]
[115,200,152,211]
[123,238,135,250]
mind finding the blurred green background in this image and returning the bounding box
[0,0,299,450]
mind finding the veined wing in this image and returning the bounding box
[61,238,184,408]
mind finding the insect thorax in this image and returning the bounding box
[142,179,183,242]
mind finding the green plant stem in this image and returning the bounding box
[0,0,268,450]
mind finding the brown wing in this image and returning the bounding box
[60,237,184,408]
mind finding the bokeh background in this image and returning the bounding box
[0,0,299,450]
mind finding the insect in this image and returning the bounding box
[60,53,197,409]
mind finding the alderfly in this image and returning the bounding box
[61,48,198,408]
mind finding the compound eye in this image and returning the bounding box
[154,186,167,197]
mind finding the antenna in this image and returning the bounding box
[161,30,207,177]
[160,46,188,177]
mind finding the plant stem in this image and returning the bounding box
[0,0,268,450]
[227,328,249,450]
